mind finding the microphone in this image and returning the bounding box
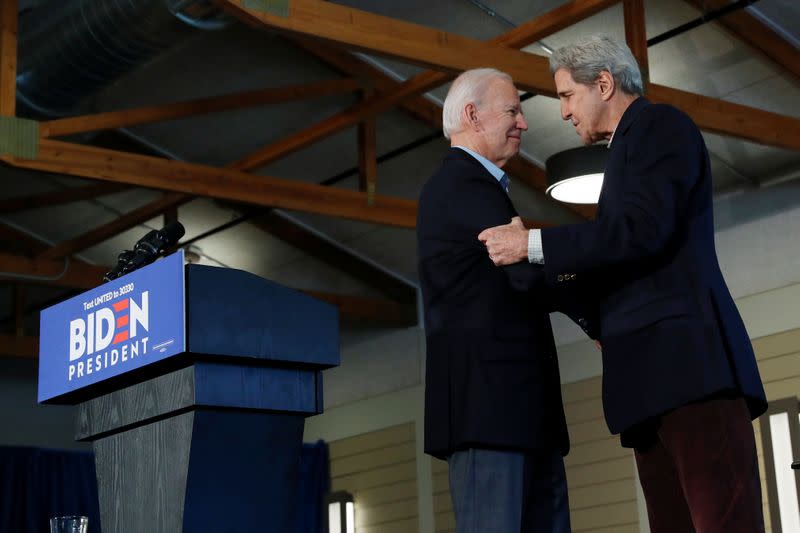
[133,222,186,257]
[102,250,136,282]
[103,222,186,282]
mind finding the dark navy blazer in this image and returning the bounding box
[417,148,595,459]
[540,98,767,436]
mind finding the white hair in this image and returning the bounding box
[442,68,513,139]
[549,34,644,96]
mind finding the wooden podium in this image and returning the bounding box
[39,253,339,532]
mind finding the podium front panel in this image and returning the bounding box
[38,251,186,403]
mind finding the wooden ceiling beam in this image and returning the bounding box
[647,84,800,150]
[0,252,108,289]
[88,132,420,305]
[293,38,445,128]
[37,193,192,260]
[0,182,130,214]
[226,0,624,171]
[223,0,622,86]
[4,140,556,232]
[0,0,17,116]
[2,139,418,228]
[219,0,800,152]
[229,72,449,171]
[623,0,649,88]
[291,0,621,118]
[40,78,362,138]
[491,0,624,48]
[218,0,557,95]
[682,0,800,83]
[296,40,597,220]
[357,89,378,204]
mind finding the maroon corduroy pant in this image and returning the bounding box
[634,396,765,533]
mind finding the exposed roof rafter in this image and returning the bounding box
[0,251,108,288]
[1,140,419,228]
[40,78,362,137]
[623,0,649,88]
[225,0,624,173]
[217,0,800,151]
[0,0,17,116]
[294,39,601,220]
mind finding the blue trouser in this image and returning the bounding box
[448,448,571,533]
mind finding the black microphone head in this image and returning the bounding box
[102,268,119,283]
[134,230,160,254]
[117,250,136,263]
[158,221,185,247]
[127,222,187,275]
[103,250,136,282]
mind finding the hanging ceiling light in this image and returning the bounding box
[545,145,608,205]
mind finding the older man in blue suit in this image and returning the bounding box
[479,35,767,533]
[418,68,597,533]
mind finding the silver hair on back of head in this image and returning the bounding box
[549,34,643,96]
[442,68,513,140]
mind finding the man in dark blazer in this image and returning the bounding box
[479,35,767,533]
[418,68,595,533]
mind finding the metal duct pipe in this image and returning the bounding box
[17,0,228,117]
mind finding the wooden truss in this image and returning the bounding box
[1,0,798,348]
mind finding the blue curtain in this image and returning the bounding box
[0,446,101,533]
[0,441,330,533]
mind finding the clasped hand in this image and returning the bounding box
[478,216,530,266]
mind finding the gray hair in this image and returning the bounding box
[549,34,643,96]
[442,68,513,139]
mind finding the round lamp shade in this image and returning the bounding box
[545,145,608,204]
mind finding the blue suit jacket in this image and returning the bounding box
[540,98,767,435]
[417,148,596,459]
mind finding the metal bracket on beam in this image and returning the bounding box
[366,182,376,207]
[0,116,38,159]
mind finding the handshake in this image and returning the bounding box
[478,216,530,266]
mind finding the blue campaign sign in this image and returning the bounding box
[38,251,186,403]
